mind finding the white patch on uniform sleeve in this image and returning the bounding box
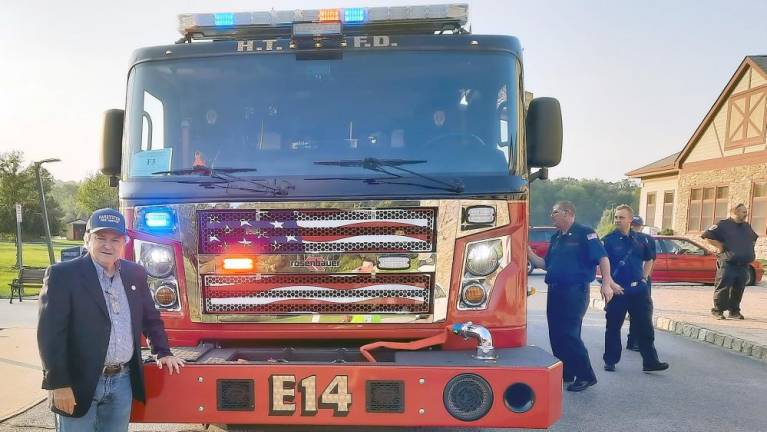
[708,224,718,231]
[587,233,598,240]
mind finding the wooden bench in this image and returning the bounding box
[9,266,46,304]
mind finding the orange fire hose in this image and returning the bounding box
[359,326,452,363]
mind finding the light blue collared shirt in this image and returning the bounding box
[92,258,134,365]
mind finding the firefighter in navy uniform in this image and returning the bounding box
[625,215,656,351]
[528,201,619,392]
[701,204,758,320]
[602,205,669,373]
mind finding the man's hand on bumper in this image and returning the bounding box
[157,355,185,375]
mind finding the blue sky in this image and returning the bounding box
[1,0,765,181]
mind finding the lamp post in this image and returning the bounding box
[34,158,60,265]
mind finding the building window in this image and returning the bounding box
[714,186,729,222]
[752,182,767,236]
[687,186,729,232]
[645,193,656,227]
[661,191,674,230]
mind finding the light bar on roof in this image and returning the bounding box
[343,8,367,23]
[178,4,468,41]
[318,8,341,22]
[214,13,234,26]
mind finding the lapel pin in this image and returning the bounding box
[131,285,137,291]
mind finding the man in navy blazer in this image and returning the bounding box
[37,208,184,431]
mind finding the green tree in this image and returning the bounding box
[530,178,640,228]
[76,173,118,214]
[595,207,615,237]
[53,180,86,224]
[0,150,63,239]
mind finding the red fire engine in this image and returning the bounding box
[100,4,564,429]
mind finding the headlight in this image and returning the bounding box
[134,239,181,311]
[466,243,500,276]
[153,282,179,308]
[140,245,175,278]
[458,237,507,311]
[461,282,487,307]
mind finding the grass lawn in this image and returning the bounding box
[0,240,83,298]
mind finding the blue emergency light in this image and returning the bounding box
[142,207,176,233]
[214,13,235,27]
[343,8,367,23]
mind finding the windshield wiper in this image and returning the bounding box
[314,158,426,168]
[151,167,258,175]
[153,166,292,196]
[313,158,464,193]
[197,180,292,196]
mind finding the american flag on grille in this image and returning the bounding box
[198,208,435,254]
[202,273,432,314]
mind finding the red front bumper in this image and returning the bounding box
[132,346,562,428]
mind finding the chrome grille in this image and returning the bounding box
[202,273,432,314]
[198,208,436,254]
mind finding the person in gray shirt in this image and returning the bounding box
[38,208,185,431]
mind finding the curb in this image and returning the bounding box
[0,397,46,423]
[589,297,767,364]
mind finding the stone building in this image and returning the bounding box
[627,56,767,259]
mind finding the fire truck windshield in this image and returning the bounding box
[124,50,518,180]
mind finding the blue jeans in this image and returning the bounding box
[56,368,132,432]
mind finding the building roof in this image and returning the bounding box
[675,55,767,167]
[625,152,680,177]
[627,55,767,179]
[749,55,767,73]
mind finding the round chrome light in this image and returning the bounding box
[466,243,500,276]
[141,246,175,278]
[154,284,178,308]
[443,374,493,422]
[461,283,487,307]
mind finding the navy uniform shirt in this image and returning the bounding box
[701,219,758,265]
[602,229,653,289]
[635,231,656,261]
[544,223,607,285]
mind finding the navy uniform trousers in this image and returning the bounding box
[626,278,652,347]
[604,288,660,367]
[547,282,596,382]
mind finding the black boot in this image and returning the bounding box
[643,362,670,372]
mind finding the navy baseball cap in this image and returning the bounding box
[631,216,644,226]
[86,208,126,235]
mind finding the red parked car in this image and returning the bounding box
[652,235,763,285]
[528,226,557,274]
[595,235,763,286]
